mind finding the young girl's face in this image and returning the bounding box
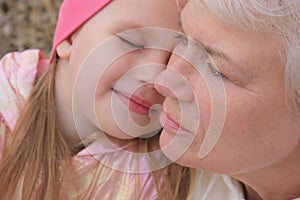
[55,0,179,142]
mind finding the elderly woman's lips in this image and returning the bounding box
[114,90,152,115]
[159,111,193,135]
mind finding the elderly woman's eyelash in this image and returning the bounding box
[206,58,228,80]
[116,35,145,50]
[175,33,228,80]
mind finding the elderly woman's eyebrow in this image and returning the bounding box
[177,12,250,77]
[178,14,232,62]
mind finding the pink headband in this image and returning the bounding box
[49,0,112,62]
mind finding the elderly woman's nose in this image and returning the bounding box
[154,66,194,102]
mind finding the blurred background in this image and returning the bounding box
[0,0,62,58]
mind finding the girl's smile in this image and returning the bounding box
[113,89,154,115]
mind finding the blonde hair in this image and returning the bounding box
[0,58,72,199]
[0,56,194,199]
[197,0,300,114]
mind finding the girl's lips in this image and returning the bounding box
[114,90,152,115]
[159,111,193,135]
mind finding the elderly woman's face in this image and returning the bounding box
[156,1,300,174]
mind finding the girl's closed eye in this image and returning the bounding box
[116,35,145,50]
[175,33,188,45]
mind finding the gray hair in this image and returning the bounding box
[194,0,300,114]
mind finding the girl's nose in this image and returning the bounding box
[135,63,166,84]
[135,50,171,83]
